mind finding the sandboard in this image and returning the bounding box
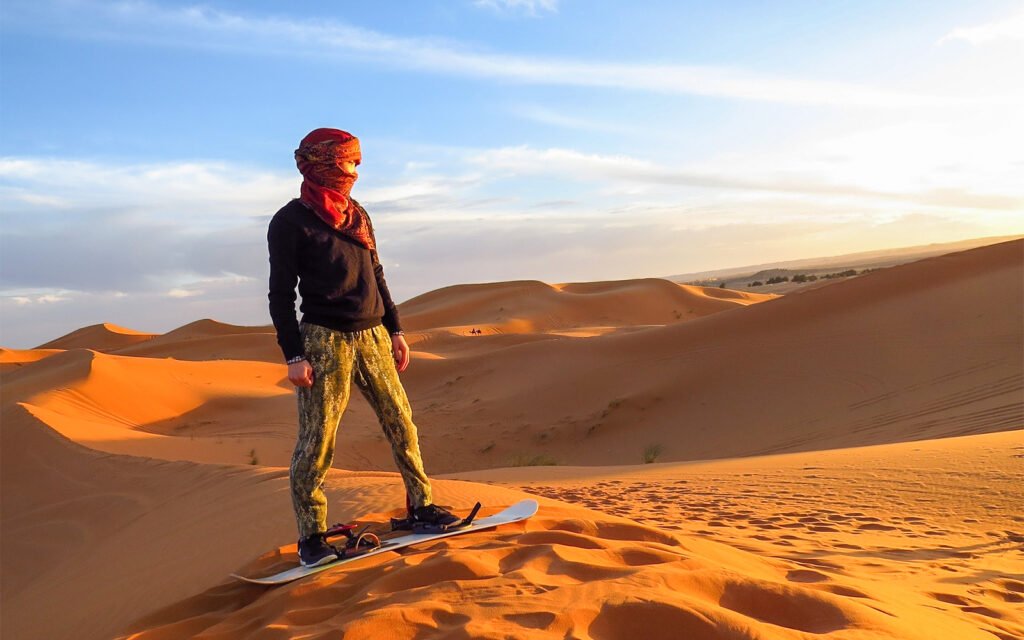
[232,499,539,586]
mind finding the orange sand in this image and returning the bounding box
[1,239,1021,640]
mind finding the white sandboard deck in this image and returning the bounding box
[233,499,539,586]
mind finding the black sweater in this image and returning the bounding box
[267,198,403,362]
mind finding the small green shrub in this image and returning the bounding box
[642,444,663,464]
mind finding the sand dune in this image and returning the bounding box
[117,510,1006,639]
[105,429,1019,640]
[112,330,284,363]
[4,399,1016,639]
[1,401,526,640]
[397,239,1022,471]
[0,346,64,372]
[84,318,281,363]
[2,239,1021,640]
[457,429,1024,640]
[34,321,157,351]
[4,241,1020,476]
[3,347,300,465]
[1,276,781,471]
[400,278,772,357]
[32,318,280,362]
[2,344,395,469]
[400,278,775,334]
[1,321,155,370]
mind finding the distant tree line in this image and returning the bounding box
[747,268,878,288]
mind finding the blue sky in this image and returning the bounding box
[2,0,1022,349]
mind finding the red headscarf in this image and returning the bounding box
[294,128,375,251]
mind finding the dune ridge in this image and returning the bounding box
[0,346,64,373]
[34,321,157,351]
[400,277,775,335]
[3,347,299,464]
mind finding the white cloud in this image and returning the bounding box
[0,157,295,226]
[166,288,200,298]
[166,273,256,299]
[939,9,1024,45]
[473,0,558,16]
[15,0,1004,108]
[4,292,71,305]
[358,177,463,207]
[467,144,1024,212]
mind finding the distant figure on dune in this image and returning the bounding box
[267,128,459,568]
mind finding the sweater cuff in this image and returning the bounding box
[383,314,402,335]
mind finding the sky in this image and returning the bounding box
[1,0,1022,349]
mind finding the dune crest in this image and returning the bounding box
[3,347,299,464]
[400,277,776,334]
[34,321,157,351]
[0,346,64,371]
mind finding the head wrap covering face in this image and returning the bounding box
[294,128,375,251]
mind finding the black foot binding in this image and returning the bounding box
[324,522,381,552]
[391,502,482,533]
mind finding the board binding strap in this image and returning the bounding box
[322,522,382,558]
[389,501,483,533]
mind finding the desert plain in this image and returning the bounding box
[1,238,1022,639]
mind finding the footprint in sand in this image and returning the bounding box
[928,592,975,606]
[786,569,830,583]
[857,523,898,531]
[961,606,1004,619]
[979,580,1024,603]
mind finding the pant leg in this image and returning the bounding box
[291,322,356,539]
[353,324,433,509]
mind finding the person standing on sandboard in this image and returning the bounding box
[267,128,459,568]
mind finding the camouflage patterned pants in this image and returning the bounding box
[291,321,433,539]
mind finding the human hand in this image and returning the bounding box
[391,334,410,372]
[288,359,314,387]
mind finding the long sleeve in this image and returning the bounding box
[372,248,403,334]
[267,214,304,362]
[361,202,403,335]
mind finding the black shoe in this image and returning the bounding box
[297,533,340,567]
[411,504,462,528]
